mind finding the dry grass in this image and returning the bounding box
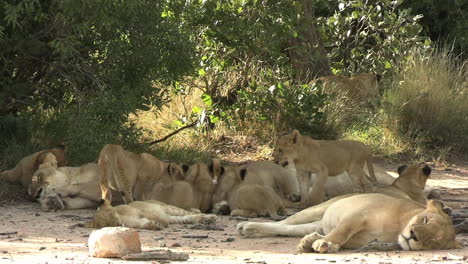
[380,48,468,160]
[130,88,276,164]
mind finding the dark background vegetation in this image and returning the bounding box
[1,0,467,168]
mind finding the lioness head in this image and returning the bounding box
[36,186,65,212]
[184,159,224,212]
[85,199,121,228]
[28,166,63,197]
[399,200,462,250]
[273,130,318,167]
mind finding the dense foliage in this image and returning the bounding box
[0,0,467,165]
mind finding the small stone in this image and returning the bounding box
[39,247,46,251]
[88,227,141,258]
[171,243,182,247]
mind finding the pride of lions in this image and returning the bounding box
[0,73,462,253]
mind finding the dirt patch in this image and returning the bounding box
[0,163,467,263]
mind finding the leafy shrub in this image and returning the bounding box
[317,0,430,75]
[381,48,468,157]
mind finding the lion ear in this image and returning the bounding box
[239,168,247,181]
[291,130,300,144]
[426,200,444,212]
[167,163,184,180]
[397,165,407,175]
[209,159,223,178]
[184,164,198,182]
[422,164,431,177]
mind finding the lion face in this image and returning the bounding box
[212,166,242,205]
[87,200,121,228]
[37,186,65,211]
[398,200,462,250]
[273,130,304,167]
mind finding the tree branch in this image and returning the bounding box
[148,120,198,146]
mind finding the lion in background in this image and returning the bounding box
[274,130,376,206]
[1,145,67,190]
[237,164,462,252]
[313,72,380,101]
[85,199,217,230]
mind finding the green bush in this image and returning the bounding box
[381,48,468,158]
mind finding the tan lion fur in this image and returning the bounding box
[274,130,376,205]
[98,144,185,204]
[144,160,223,213]
[237,164,462,252]
[1,145,67,189]
[314,72,379,101]
[29,163,123,211]
[85,199,217,230]
[212,161,300,219]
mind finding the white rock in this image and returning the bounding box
[88,227,141,258]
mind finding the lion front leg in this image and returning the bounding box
[298,232,340,253]
[309,166,328,205]
[300,218,364,253]
[119,215,165,230]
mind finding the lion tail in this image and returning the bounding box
[366,155,377,183]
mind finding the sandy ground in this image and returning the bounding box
[1,163,468,264]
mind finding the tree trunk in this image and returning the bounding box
[289,0,331,82]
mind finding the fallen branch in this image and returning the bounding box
[149,121,198,146]
[0,231,17,236]
[122,249,189,261]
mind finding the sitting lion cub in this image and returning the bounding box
[85,199,217,230]
[274,130,376,205]
[237,165,462,252]
[1,145,67,189]
[98,144,185,204]
[212,161,300,219]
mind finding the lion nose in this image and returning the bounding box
[281,161,289,167]
[410,229,418,242]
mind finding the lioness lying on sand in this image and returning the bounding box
[237,164,462,252]
[211,161,300,219]
[29,163,122,211]
[1,145,67,189]
[274,130,376,206]
[85,200,217,230]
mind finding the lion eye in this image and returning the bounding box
[422,216,428,224]
[278,149,283,153]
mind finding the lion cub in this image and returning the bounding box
[212,161,299,220]
[98,144,185,204]
[85,199,217,230]
[274,130,376,205]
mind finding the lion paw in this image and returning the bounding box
[237,222,259,237]
[298,232,324,252]
[147,221,165,231]
[312,239,339,253]
[200,214,217,225]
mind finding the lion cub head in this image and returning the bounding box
[85,200,121,228]
[273,130,318,167]
[399,200,462,250]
